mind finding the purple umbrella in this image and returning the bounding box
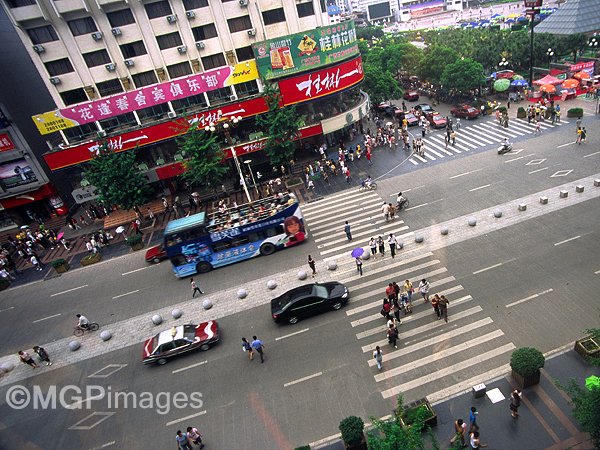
[351,248,364,258]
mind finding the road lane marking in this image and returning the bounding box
[284,371,322,387]
[0,306,14,313]
[473,263,502,274]
[506,288,553,308]
[405,198,443,211]
[172,360,207,374]
[450,169,482,179]
[557,142,574,148]
[504,155,528,163]
[595,269,600,274]
[276,328,309,341]
[33,313,61,323]
[469,184,491,192]
[66,393,105,409]
[122,266,152,276]
[50,285,88,297]
[165,410,206,427]
[584,151,600,158]
[112,290,139,299]
[88,364,129,378]
[529,167,549,174]
[554,235,581,246]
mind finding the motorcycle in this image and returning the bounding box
[498,143,513,155]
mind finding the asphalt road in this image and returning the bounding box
[0,111,599,450]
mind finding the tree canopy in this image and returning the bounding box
[418,46,459,84]
[441,58,485,91]
[84,142,152,211]
[255,81,305,167]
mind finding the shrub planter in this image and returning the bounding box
[126,234,144,251]
[574,335,600,360]
[0,279,10,290]
[517,107,526,119]
[398,399,437,429]
[567,107,583,118]
[51,258,70,273]
[510,347,545,388]
[81,253,101,266]
[339,416,367,450]
[139,218,156,232]
[287,177,303,188]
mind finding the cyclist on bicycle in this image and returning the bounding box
[396,192,407,210]
[76,314,89,329]
[361,175,373,188]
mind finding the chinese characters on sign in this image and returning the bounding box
[0,134,16,152]
[253,21,358,80]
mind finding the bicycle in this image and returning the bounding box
[73,322,100,337]
[396,199,410,210]
[359,182,377,192]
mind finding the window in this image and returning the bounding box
[132,70,158,88]
[120,40,147,59]
[206,86,231,103]
[44,58,74,76]
[262,7,285,25]
[60,88,88,106]
[82,49,111,68]
[156,32,182,50]
[6,0,35,7]
[144,0,172,19]
[96,79,124,97]
[227,16,252,33]
[191,23,218,41]
[167,62,192,79]
[297,2,314,17]
[201,53,226,71]
[235,80,258,97]
[106,9,136,27]
[27,25,59,45]
[235,45,254,62]
[182,226,207,241]
[172,93,207,113]
[319,0,326,12]
[183,0,208,9]
[221,0,234,2]
[67,17,98,36]
[63,123,98,141]
[137,103,171,122]
[98,112,137,132]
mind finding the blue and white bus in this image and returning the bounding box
[164,195,306,277]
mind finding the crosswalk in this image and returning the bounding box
[301,190,515,403]
[405,117,567,166]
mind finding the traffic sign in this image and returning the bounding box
[524,0,542,7]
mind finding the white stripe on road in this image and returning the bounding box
[557,142,574,148]
[122,266,152,276]
[50,285,89,297]
[506,288,553,308]
[0,306,15,313]
[583,150,600,158]
[468,184,491,192]
[172,360,207,374]
[276,328,309,341]
[554,235,581,246]
[450,169,482,179]
[284,371,322,387]
[473,263,502,274]
[165,410,206,427]
[529,167,549,174]
[380,343,516,399]
[504,155,529,163]
[112,290,139,299]
[33,313,61,323]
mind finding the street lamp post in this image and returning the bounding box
[243,159,259,197]
[499,58,509,70]
[546,48,554,69]
[589,37,598,56]
[205,111,251,203]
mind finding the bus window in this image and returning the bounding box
[183,226,207,241]
[166,234,183,247]
[170,254,188,267]
[212,241,231,253]
[267,225,285,237]
[230,236,249,247]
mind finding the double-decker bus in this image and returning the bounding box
[164,194,306,277]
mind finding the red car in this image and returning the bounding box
[145,243,167,264]
[426,112,447,129]
[403,91,420,101]
[143,321,220,365]
[403,112,419,126]
[451,107,481,119]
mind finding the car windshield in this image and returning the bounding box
[406,113,415,119]
[467,108,476,113]
[433,115,443,120]
[313,285,329,299]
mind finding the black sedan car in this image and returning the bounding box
[271,282,349,324]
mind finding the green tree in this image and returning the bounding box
[440,58,485,91]
[175,117,227,190]
[255,81,305,167]
[555,379,600,450]
[418,46,459,83]
[362,63,402,104]
[85,142,152,212]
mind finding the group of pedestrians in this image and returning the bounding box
[175,427,204,450]
[18,346,52,369]
[241,336,265,363]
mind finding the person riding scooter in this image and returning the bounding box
[396,192,407,210]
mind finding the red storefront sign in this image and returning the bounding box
[278,55,363,105]
[0,134,16,152]
[569,61,594,72]
[0,183,57,209]
[43,97,269,171]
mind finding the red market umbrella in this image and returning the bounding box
[540,84,556,93]
[574,71,591,80]
[561,79,579,89]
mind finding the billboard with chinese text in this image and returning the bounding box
[252,21,358,80]
[32,61,259,135]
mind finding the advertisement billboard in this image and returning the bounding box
[252,21,358,80]
[368,2,391,21]
[0,158,38,189]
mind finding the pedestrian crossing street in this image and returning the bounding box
[302,190,515,403]
[406,117,568,165]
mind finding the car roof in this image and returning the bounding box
[156,326,188,346]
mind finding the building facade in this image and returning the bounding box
[2,0,368,204]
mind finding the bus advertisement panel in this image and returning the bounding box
[164,197,306,277]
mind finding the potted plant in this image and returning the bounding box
[517,106,527,118]
[574,319,600,364]
[567,107,583,118]
[126,234,144,251]
[510,347,545,388]
[339,416,367,450]
[498,106,508,114]
[50,258,70,273]
[396,396,437,429]
[81,252,101,266]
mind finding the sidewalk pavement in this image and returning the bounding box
[313,346,598,450]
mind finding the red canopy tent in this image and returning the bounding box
[533,75,562,86]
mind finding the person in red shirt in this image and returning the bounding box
[132,220,143,236]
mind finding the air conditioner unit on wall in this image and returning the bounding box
[186,11,195,18]
[32,45,44,53]
[166,14,177,23]
[239,0,248,5]
[91,32,103,41]
[97,130,106,137]
[105,63,116,71]
[49,77,60,84]
[195,41,205,49]
[247,29,256,36]
[177,46,187,54]
[230,94,238,101]
[167,111,176,118]
[124,59,134,67]
[111,28,121,36]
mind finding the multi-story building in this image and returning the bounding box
[1,0,368,203]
